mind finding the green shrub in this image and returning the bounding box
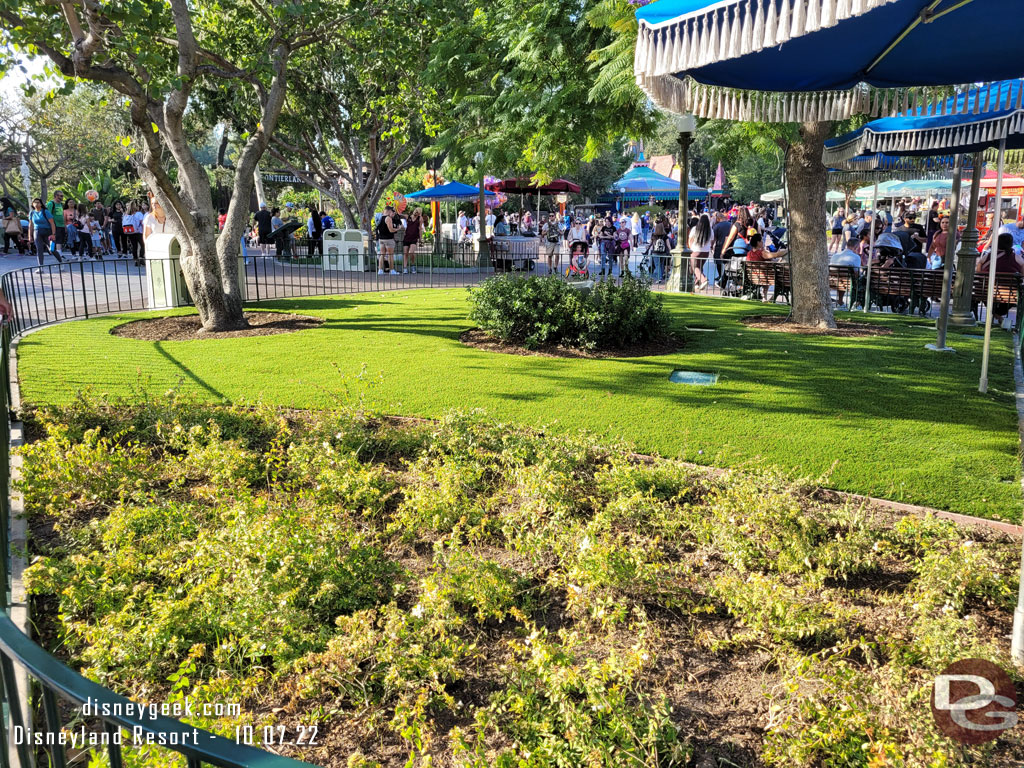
[467,275,671,351]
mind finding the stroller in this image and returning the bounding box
[565,240,590,280]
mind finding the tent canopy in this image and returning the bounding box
[980,169,1024,191]
[634,0,1024,124]
[491,178,581,194]
[611,165,707,201]
[852,179,907,201]
[761,188,843,203]
[405,181,496,202]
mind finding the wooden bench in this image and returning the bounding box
[971,272,1023,328]
[742,261,791,303]
[828,265,858,309]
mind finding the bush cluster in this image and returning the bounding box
[467,275,671,351]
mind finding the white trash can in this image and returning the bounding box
[145,233,247,309]
[322,229,344,270]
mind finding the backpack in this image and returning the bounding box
[653,238,667,254]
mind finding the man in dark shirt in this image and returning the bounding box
[710,212,734,287]
[894,213,925,258]
[254,203,273,256]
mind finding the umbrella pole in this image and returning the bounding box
[933,154,963,351]
[863,180,878,314]
[979,137,1007,394]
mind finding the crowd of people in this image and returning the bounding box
[2,192,171,272]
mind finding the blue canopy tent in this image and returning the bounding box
[611,165,707,204]
[405,181,496,202]
[406,182,497,241]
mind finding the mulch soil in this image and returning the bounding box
[460,328,681,359]
[110,312,324,341]
[741,314,893,337]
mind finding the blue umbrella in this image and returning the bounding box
[635,0,1024,123]
[405,181,496,202]
[611,165,707,201]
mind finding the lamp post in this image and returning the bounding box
[950,152,985,327]
[475,152,489,265]
[667,113,696,293]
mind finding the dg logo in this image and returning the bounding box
[932,658,1018,744]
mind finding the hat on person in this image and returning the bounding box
[875,232,903,250]
[285,202,294,209]
[259,202,267,209]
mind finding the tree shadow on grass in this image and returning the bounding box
[151,342,228,400]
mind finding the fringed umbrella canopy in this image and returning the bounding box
[611,165,708,201]
[827,153,976,184]
[824,81,1024,165]
[634,0,1024,123]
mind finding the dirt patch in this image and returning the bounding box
[460,328,680,359]
[111,312,324,341]
[741,315,893,337]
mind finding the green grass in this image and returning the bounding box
[17,290,1022,521]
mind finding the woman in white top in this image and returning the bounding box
[630,212,641,247]
[143,196,168,240]
[688,213,713,291]
[124,201,146,266]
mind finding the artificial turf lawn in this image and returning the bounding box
[17,289,1022,522]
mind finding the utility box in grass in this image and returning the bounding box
[145,233,247,309]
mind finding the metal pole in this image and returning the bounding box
[477,159,489,267]
[863,179,878,313]
[668,128,693,293]
[980,137,1007,394]
[932,154,963,351]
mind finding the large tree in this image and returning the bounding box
[426,0,658,179]
[262,0,443,232]
[0,88,128,206]
[0,0,339,331]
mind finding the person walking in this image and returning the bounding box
[306,204,323,260]
[688,213,713,291]
[28,197,57,272]
[109,201,126,257]
[402,208,423,273]
[123,200,145,266]
[3,206,23,255]
[542,213,561,275]
[46,191,66,258]
[377,205,397,274]
[254,202,273,257]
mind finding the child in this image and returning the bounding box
[615,221,631,277]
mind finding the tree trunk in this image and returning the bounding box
[181,227,245,332]
[786,121,835,329]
